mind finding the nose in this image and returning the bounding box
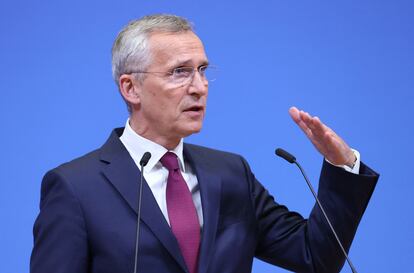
[188,70,208,96]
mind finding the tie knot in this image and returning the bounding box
[160,152,180,171]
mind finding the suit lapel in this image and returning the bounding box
[99,129,188,272]
[184,145,222,273]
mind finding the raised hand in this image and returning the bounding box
[288,106,356,168]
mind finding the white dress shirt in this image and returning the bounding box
[120,119,361,229]
[328,149,360,174]
[119,120,203,228]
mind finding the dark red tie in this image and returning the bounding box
[160,152,200,273]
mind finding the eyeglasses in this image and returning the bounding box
[128,65,217,86]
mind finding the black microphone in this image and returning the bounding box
[275,148,296,163]
[139,152,151,167]
[133,152,151,273]
[275,148,358,273]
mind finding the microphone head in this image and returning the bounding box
[140,152,152,167]
[275,148,296,164]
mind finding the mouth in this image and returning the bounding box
[182,105,205,118]
[183,105,204,113]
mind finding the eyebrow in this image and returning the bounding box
[169,59,209,69]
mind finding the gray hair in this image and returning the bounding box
[111,14,194,88]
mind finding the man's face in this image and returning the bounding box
[133,31,209,143]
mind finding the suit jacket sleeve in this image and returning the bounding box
[247,159,378,273]
[31,169,89,273]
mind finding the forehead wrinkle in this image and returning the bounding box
[148,32,207,69]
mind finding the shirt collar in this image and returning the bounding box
[119,119,186,173]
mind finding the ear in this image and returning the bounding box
[119,74,141,105]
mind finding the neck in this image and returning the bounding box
[129,116,181,150]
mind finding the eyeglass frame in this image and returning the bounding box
[126,64,216,85]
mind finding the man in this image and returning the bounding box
[31,14,378,273]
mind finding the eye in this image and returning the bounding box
[198,65,208,75]
[199,65,208,72]
[172,67,192,78]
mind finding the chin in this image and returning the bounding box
[179,123,203,137]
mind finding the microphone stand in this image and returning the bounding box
[133,152,151,273]
[275,148,358,273]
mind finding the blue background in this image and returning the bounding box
[1,1,413,272]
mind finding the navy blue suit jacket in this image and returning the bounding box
[31,128,378,273]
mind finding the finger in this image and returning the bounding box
[296,119,314,140]
[298,110,324,142]
[301,111,318,132]
[312,116,331,134]
[301,112,318,129]
[293,108,331,145]
[309,116,328,139]
[288,106,301,124]
[302,114,336,152]
[299,110,311,123]
[289,107,312,137]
